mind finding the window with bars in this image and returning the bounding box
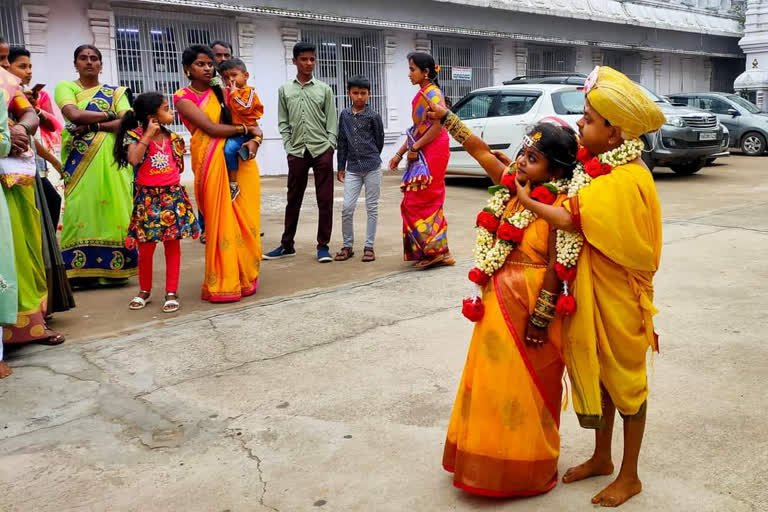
[114,10,235,133]
[430,37,492,107]
[300,26,387,126]
[603,50,642,83]
[0,0,24,46]
[526,45,575,77]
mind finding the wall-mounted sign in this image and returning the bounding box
[452,66,472,81]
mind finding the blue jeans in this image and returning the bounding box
[224,134,250,171]
[341,169,381,249]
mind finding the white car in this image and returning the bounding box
[446,83,584,176]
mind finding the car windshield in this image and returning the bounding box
[726,95,762,114]
[637,84,666,104]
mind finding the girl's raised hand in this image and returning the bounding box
[146,118,161,137]
[491,150,514,168]
[419,90,448,121]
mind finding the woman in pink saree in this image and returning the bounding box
[388,52,454,269]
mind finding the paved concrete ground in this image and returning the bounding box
[1,157,766,511]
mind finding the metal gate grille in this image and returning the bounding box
[114,9,234,133]
[603,51,641,82]
[0,0,24,45]
[301,26,387,126]
[430,37,492,107]
[526,45,575,77]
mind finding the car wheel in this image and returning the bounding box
[705,158,716,166]
[741,132,766,156]
[670,161,704,175]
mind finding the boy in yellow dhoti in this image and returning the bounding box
[516,66,665,507]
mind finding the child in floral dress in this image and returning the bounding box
[114,92,199,313]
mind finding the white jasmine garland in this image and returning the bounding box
[474,177,569,277]
[556,139,644,270]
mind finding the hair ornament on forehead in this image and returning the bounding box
[523,131,543,149]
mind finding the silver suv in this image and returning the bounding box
[668,92,768,156]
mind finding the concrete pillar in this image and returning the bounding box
[86,5,118,85]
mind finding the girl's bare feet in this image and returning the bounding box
[0,361,12,379]
[591,475,642,507]
[562,457,614,483]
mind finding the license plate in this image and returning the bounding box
[699,132,717,141]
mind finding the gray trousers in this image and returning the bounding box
[341,169,381,249]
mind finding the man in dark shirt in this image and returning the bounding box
[333,75,384,263]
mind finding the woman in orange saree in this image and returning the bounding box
[174,45,261,303]
[426,99,578,496]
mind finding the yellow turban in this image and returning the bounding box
[585,66,665,140]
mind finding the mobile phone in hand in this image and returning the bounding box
[32,83,45,93]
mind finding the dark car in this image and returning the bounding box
[668,92,768,156]
[503,76,730,175]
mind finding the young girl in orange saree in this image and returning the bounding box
[174,45,262,303]
[388,52,453,269]
[425,98,579,497]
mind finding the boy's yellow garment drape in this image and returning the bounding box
[564,162,662,427]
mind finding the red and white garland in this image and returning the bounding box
[551,138,644,316]
[462,166,568,321]
[462,138,645,322]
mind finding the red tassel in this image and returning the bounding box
[462,296,485,322]
[556,294,577,315]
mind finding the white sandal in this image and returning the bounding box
[163,293,180,314]
[129,291,151,310]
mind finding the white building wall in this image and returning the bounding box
[15,0,745,174]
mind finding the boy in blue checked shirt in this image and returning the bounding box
[334,75,384,263]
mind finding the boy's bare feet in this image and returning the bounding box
[591,475,642,507]
[562,456,614,483]
[0,361,12,379]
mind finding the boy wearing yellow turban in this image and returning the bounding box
[516,66,665,507]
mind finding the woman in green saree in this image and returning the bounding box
[0,63,64,352]
[0,95,17,378]
[55,44,137,287]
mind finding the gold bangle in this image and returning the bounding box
[530,315,550,329]
[539,289,559,302]
[444,112,472,144]
[536,298,556,309]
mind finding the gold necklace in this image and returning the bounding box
[189,84,208,95]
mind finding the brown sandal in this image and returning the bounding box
[362,248,375,262]
[334,247,354,261]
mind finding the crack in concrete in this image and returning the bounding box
[667,220,768,234]
[135,302,460,399]
[662,226,730,244]
[0,412,99,444]
[11,364,103,386]
[227,431,279,512]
